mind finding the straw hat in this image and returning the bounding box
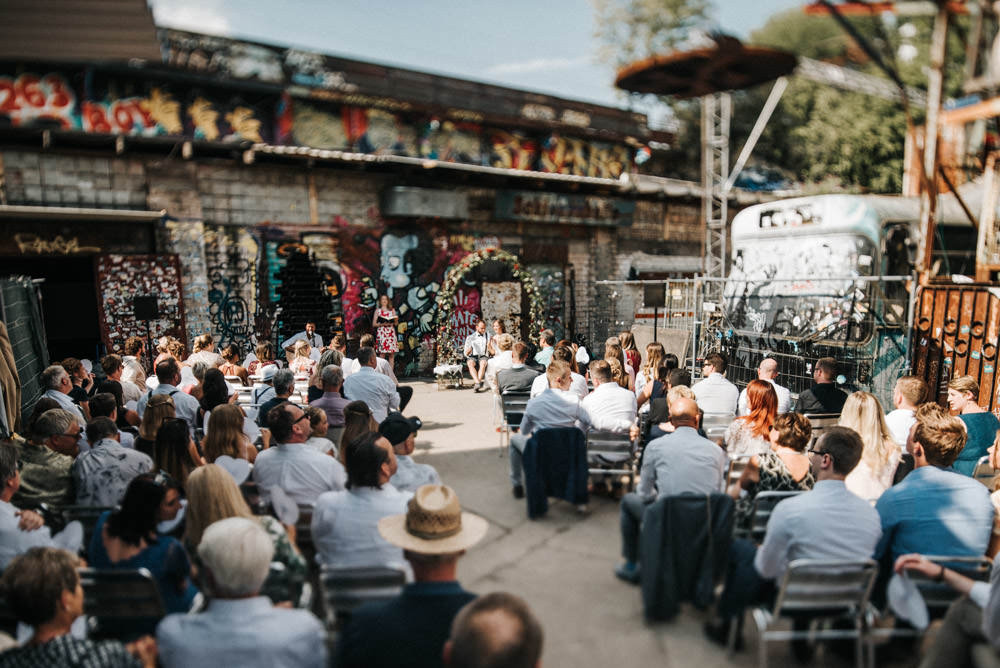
[379,484,488,554]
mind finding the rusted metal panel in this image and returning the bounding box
[913,284,1000,412]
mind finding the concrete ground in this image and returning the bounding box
[403,379,910,668]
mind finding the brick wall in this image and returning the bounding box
[2,150,146,208]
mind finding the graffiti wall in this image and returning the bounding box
[203,226,259,353]
[529,265,566,341]
[95,254,187,354]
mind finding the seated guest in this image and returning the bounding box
[635,342,666,396]
[330,334,355,379]
[604,337,634,390]
[484,333,515,393]
[303,405,337,457]
[250,363,279,405]
[875,402,993,563]
[730,412,814,532]
[120,335,148,396]
[795,356,848,414]
[312,432,411,571]
[340,400,377,465]
[723,380,777,457]
[948,375,1000,476]
[615,398,726,583]
[0,547,157,667]
[444,592,544,668]
[246,341,278,375]
[581,360,637,433]
[343,347,400,423]
[41,364,87,427]
[0,443,83,570]
[96,379,141,429]
[636,362,671,410]
[337,484,486,668]
[135,393,175,459]
[256,368,296,429]
[183,466,306,607]
[202,403,257,464]
[840,391,900,502]
[509,361,591,499]
[74,417,153,507]
[88,474,199,614]
[158,517,325,668]
[885,376,927,450]
[154,418,203,486]
[13,408,81,508]
[289,339,316,376]
[691,351,739,417]
[61,357,94,419]
[198,369,233,424]
[487,318,507,355]
[464,320,491,392]
[136,359,201,435]
[737,357,792,416]
[534,329,556,369]
[497,342,540,395]
[310,364,349,429]
[88,391,136,449]
[102,353,142,404]
[648,384,697,441]
[530,346,588,400]
[307,351,343,402]
[252,403,346,505]
[186,333,225,369]
[704,427,882,646]
[380,412,441,493]
[350,333,399,383]
[219,343,249,386]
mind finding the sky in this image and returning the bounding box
[148,0,805,110]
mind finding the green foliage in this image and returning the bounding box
[593,0,712,66]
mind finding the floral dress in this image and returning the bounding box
[375,307,399,354]
[723,420,771,458]
[735,450,815,531]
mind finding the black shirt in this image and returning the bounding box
[795,383,848,414]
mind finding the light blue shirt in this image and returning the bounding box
[135,383,201,435]
[875,465,993,561]
[636,426,727,501]
[0,500,82,570]
[534,346,554,368]
[312,485,412,571]
[390,455,441,494]
[519,388,591,437]
[252,442,346,506]
[342,367,399,423]
[755,479,882,581]
[157,596,326,668]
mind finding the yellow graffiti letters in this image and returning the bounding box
[14,233,101,255]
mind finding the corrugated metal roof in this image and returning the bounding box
[0,0,162,63]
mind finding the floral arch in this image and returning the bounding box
[434,248,545,364]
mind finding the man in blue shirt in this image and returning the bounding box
[875,402,993,563]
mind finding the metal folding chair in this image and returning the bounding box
[733,491,801,543]
[804,413,841,449]
[702,414,733,442]
[498,391,531,456]
[319,565,406,631]
[725,455,753,493]
[79,568,166,641]
[744,559,878,668]
[585,429,638,490]
[973,455,997,488]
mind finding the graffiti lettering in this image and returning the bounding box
[490,130,538,170]
[14,234,100,255]
[0,73,76,128]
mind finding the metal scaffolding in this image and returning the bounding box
[700,92,730,351]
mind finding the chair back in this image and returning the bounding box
[501,391,532,430]
[586,429,637,488]
[749,491,801,543]
[973,456,997,488]
[910,556,993,612]
[725,456,752,492]
[702,414,732,441]
[295,504,316,569]
[58,505,116,550]
[319,565,406,629]
[79,568,166,640]
[805,413,841,448]
[773,559,878,616]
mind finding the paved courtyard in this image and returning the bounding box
[402,379,893,668]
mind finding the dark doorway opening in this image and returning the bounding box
[2,256,102,363]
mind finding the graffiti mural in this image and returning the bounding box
[539,136,629,179]
[489,130,539,170]
[529,265,566,341]
[95,254,187,354]
[203,226,259,352]
[160,220,212,345]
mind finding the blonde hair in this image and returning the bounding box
[138,394,176,440]
[202,404,247,463]
[838,391,897,470]
[193,333,214,353]
[666,385,695,408]
[294,340,311,358]
[606,358,627,388]
[642,342,665,383]
[184,464,254,548]
[496,334,514,352]
[948,375,980,400]
[619,331,637,352]
[545,360,571,388]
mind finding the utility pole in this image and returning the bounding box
[916,2,949,278]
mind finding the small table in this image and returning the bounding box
[433,364,465,390]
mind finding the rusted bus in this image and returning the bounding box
[913,283,1000,412]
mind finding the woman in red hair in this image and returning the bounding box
[723,379,777,457]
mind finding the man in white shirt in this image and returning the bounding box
[343,347,400,423]
[464,320,491,392]
[530,346,588,400]
[691,352,739,417]
[121,336,148,395]
[282,321,324,352]
[380,412,441,493]
[885,375,927,449]
[582,360,637,432]
[737,357,792,416]
[704,426,882,647]
[135,358,201,435]
[509,361,591,498]
[349,334,399,384]
[0,442,82,570]
[312,432,412,572]
[73,417,153,507]
[157,517,326,668]
[40,365,86,428]
[252,403,346,506]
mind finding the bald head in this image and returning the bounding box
[758,358,778,380]
[669,397,700,428]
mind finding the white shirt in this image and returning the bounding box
[305,435,337,457]
[341,356,356,378]
[485,350,514,391]
[691,373,739,416]
[121,356,147,394]
[73,438,154,507]
[312,485,412,570]
[349,356,398,384]
[157,596,326,668]
[186,350,224,368]
[464,331,490,357]
[582,382,637,432]
[754,480,882,581]
[737,379,792,416]
[885,408,916,450]
[390,455,442,493]
[519,388,592,437]
[118,376,142,403]
[0,500,83,570]
[136,383,201,435]
[252,442,346,506]
[343,367,399,423]
[42,389,86,427]
[282,331,324,350]
[530,372,588,400]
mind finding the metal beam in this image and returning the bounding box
[725,76,788,192]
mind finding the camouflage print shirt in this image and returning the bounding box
[11,439,76,508]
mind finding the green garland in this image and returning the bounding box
[435,248,545,364]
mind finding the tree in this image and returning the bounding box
[593,0,712,67]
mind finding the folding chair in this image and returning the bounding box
[973,456,997,488]
[318,565,406,631]
[57,505,116,551]
[585,429,638,491]
[702,414,733,442]
[295,504,317,570]
[725,455,753,493]
[734,491,801,543]
[498,391,531,455]
[79,568,166,641]
[804,413,841,449]
[745,559,878,668]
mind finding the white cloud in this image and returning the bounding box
[149,0,232,34]
[485,56,588,76]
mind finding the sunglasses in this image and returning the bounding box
[59,430,83,441]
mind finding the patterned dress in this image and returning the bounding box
[374,308,399,354]
[734,450,815,531]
